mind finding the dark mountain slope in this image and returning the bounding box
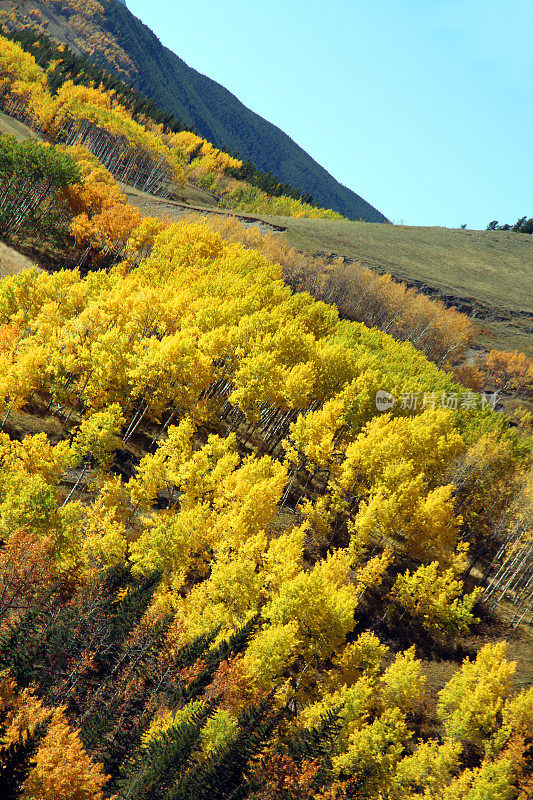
[52,0,388,222]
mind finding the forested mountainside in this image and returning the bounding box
[0,0,388,222]
[1,26,533,800]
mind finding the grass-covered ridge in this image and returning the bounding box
[262,215,533,357]
[280,218,533,315]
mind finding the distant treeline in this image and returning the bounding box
[487,216,533,234]
[1,25,316,206]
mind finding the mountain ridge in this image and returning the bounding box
[1,0,388,222]
[99,0,388,221]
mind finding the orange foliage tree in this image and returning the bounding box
[483,349,533,397]
[62,145,142,266]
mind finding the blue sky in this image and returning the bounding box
[125,0,532,229]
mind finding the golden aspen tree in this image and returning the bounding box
[241,621,302,692]
[70,404,124,472]
[81,475,130,566]
[262,524,307,593]
[437,642,517,749]
[22,706,109,800]
[334,409,464,563]
[483,349,533,396]
[391,544,482,637]
[0,469,57,542]
[0,432,71,487]
[378,647,426,714]
[487,685,533,757]
[0,37,49,121]
[441,758,516,800]
[332,708,410,793]
[392,738,462,799]
[329,631,389,687]
[171,534,267,641]
[121,215,167,271]
[263,549,360,661]
[0,680,50,751]
[283,396,346,472]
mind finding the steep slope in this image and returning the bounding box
[105,1,388,221]
[0,0,388,222]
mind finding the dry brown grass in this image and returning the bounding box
[0,242,40,277]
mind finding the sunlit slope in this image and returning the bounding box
[2,108,530,356]
[258,216,533,356]
[0,0,388,221]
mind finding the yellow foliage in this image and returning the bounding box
[22,706,109,800]
[379,647,426,714]
[0,683,49,748]
[437,642,517,748]
[332,707,410,790]
[82,475,130,567]
[70,404,124,471]
[393,738,462,798]
[331,631,389,686]
[242,621,302,690]
[0,432,72,486]
[337,410,463,563]
[301,677,374,750]
[264,549,359,660]
[484,348,533,396]
[263,524,306,593]
[391,543,482,636]
[441,758,516,800]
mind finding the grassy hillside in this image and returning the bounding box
[0,0,388,222]
[0,53,532,798]
[1,107,530,357]
[116,188,533,357]
[261,216,533,356]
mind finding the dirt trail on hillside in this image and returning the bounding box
[119,183,287,234]
[0,111,41,141]
[0,242,40,277]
